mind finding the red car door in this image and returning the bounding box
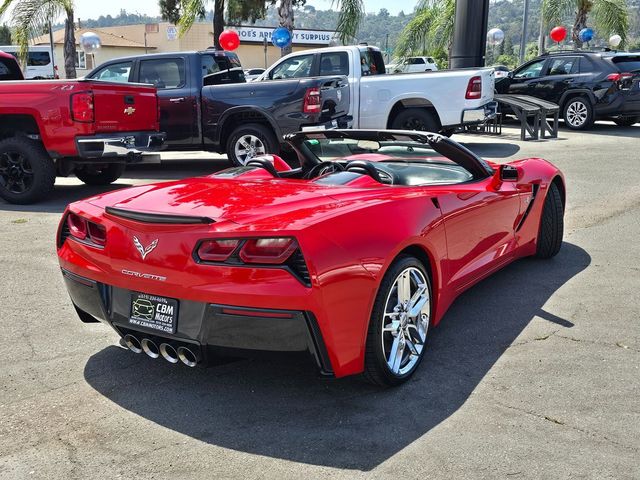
[437,177,522,292]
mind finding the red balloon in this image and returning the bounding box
[550,26,567,43]
[219,30,240,51]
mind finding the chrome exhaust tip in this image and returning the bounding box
[123,334,142,354]
[159,343,179,364]
[141,338,160,359]
[177,346,199,367]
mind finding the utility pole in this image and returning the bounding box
[519,0,530,63]
[48,21,55,79]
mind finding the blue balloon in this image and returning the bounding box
[272,27,292,48]
[578,28,594,43]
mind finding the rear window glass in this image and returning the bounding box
[611,56,640,72]
[359,48,386,76]
[0,57,22,80]
[140,58,185,89]
[201,54,245,86]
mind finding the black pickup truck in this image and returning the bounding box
[87,50,350,165]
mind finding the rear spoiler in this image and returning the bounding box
[105,206,215,224]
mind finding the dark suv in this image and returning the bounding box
[496,51,640,129]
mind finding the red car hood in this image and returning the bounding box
[87,177,351,227]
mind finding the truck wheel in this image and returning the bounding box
[227,123,279,167]
[391,109,439,133]
[75,164,125,185]
[0,136,55,204]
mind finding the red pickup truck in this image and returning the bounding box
[0,73,164,204]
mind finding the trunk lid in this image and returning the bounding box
[82,80,159,133]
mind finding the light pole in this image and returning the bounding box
[519,0,530,63]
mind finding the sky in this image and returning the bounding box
[74,0,419,21]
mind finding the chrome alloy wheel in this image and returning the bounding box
[566,100,588,128]
[234,135,266,165]
[381,267,430,375]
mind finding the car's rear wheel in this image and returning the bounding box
[75,163,125,185]
[364,255,432,387]
[391,108,440,133]
[0,136,55,204]
[613,116,639,127]
[227,123,279,167]
[563,97,594,130]
[535,182,564,259]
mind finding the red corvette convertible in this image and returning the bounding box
[57,130,565,386]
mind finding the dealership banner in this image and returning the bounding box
[232,26,336,46]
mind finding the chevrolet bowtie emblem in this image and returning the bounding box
[124,106,136,115]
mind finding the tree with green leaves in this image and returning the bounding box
[394,0,455,63]
[541,0,629,48]
[0,0,76,78]
[0,23,11,43]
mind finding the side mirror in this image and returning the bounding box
[508,71,514,78]
[500,164,520,182]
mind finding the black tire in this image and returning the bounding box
[226,123,279,167]
[391,108,440,133]
[364,255,432,387]
[440,128,456,137]
[562,96,594,130]
[0,136,55,205]
[535,182,564,259]
[75,163,125,185]
[613,116,639,127]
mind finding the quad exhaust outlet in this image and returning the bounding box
[122,334,200,367]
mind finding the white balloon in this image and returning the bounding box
[609,34,622,48]
[487,28,505,46]
[80,32,101,54]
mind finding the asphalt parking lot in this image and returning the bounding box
[1,123,638,479]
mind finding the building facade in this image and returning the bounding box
[34,22,336,77]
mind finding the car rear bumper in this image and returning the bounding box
[460,101,498,125]
[595,89,640,117]
[61,268,334,376]
[75,131,166,159]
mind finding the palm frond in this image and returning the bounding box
[395,0,454,58]
[9,0,66,65]
[177,0,206,36]
[592,0,629,46]
[333,0,364,44]
[395,8,435,58]
[541,0,575,25]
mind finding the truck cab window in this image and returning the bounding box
[201,54,245,86]
[140,58,185,89]
[320,52,349,76]
[270,54,313,79]
[92,61,132,83]
[359,48,386,76]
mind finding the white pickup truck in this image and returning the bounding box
[256,45,497,135]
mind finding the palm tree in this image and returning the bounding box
[394,0,455,63]
[0,0,77,78]
[542,0,629,48]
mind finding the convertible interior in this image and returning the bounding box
[214,130,495,187]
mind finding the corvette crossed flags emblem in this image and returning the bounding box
[133,236,158,260]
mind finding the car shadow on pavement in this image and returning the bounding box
[83,243,589,471]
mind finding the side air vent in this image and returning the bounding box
[58,214,71,248]
[287,249,311,287]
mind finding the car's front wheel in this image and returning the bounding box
[75,163,125,185]
[563,97,594,130]
[364,255,432,387]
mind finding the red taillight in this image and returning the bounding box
[87,222,106,246]
[71,92,94,122]
[197,239,240,262]
[465,76,482,99]
[67,213,87,240]
[66,212,106,247]
[303,87,321,114]
[239,238,297,264]
[607,72,633,83]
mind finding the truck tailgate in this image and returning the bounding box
[86,81,159,133]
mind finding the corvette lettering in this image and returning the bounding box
[121,269,167,282]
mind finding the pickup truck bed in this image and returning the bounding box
[86,50,351,165]
[0,79,164,204]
